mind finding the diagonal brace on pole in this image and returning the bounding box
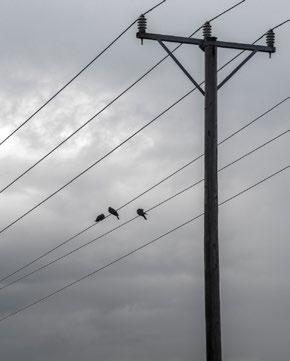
[158,40,205,95]
[218,51,257,89]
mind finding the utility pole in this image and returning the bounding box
[136,16,276,361]
[203,29,221,361]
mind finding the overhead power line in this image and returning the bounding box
[0,97,287,284]
[0,164,288,324]
[218,97,289,145]
[270,19,289,31]
[0,19,287,239]
[0,0,167,147]
[143,0,167,15]
[0,129,288,292]
[0,0,248,194]
[209,0,246,22]
[0,89,193,235]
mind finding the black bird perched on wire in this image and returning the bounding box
[108,207,119,219]
[95,214,105,223]
[137,208,147,220]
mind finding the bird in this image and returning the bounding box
[108,207,119,219]
[137,208,147,220]
[95,214,105,223]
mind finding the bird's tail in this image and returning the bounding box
[143,214,147,220]
[117,215,120,220]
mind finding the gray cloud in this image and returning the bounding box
[0,0,289,360]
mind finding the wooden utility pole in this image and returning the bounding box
[204,35,221,361]
[136,16,276,361]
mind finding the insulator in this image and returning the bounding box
[266,29,275,48]
[137,14,147,33]
[203,21,212,39]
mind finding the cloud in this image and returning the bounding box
[0,0,289,360]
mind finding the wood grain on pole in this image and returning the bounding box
[204,38,222,361]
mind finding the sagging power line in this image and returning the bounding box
[0,129,287,293]
[0,22,287,239]
[0,97,287,284]
[0,0,247,195]
[0,165,288,324]
[0,0,167,148]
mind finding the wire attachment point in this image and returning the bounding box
[266,29,275,58]
[203,21,212,39]
[137,14,147,45]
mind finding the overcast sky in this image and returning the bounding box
[0,0,289,360]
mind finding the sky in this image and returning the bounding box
[0,0,289,360]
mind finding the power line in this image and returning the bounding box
[0,164,288,324]
[218,97,289,145]
[143,0,167,16]
[209,0,246,22]
[0,89,193,236]
[0,0,167,148]
[0,21,286,238]
[1,129,287,292]
[0,0,247,195]
[272,19,289,31]
[219,166,289,206]
[0,98,287,283]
